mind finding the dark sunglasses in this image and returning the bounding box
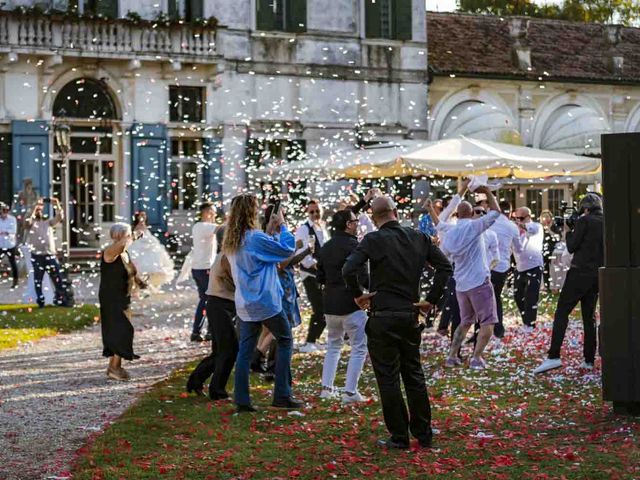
[473,209,486,215]
[515,216,528,221]
[347,218,358,224]
[308,209,320,214]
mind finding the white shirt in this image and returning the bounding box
[191,222,217,270]
[434,194,461,261]
[484,229,500,270]
[441,210,500,292]
[357,214,376,241]
[294,219,328,280]
[513,221,544,272]
[0,215,17,249]
[490,214,522,273]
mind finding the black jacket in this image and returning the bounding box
[342,221,452,312]
[317,230,369,315]
[566,208,604,273]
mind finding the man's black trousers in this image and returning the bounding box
[491,270,509,338]
[187,295,237,397]
[514,266,542,327]
[302,276,325,343]
[548,269,599,364]
[366,313,432,445]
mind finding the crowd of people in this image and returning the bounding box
[1,174,604,450]
[96,175,604,449]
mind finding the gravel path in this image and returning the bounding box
[0,288,209,480]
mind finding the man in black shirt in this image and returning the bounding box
[343,196,452,449]
[534,193,604,374]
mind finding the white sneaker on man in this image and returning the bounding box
[533,358,562,375]
[341,391,367,404]
[298,343,318,353]
[579,362,594,370]
[319,388,338,400]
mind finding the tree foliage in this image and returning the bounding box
[457,0,640,26]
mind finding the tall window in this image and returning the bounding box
[256,0,307,33]
[169,86,205,123]
[168,0,204,21]
[365,0,412,40]
[170,138,203,211]
[547,189,565,215]
[526,189,543,219]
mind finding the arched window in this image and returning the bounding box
[52,78,118,120]
[439,100,521,144]
[538,104,609,155]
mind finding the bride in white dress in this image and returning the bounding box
[127,211,175,290]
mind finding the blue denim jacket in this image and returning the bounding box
[228,226,295,322]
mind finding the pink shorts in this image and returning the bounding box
[456,279,498,327]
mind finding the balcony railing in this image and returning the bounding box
[0,11,217,61]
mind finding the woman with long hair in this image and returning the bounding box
[223,194,301,412]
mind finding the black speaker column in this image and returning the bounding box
[599,132,640,415]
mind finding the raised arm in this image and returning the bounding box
[49,198,64,226]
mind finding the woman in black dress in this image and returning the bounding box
[100,223,140,381]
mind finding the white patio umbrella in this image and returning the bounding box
[253,137,601,180]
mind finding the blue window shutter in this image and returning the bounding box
[365,0,382,38]
[0,132,12,206]
[130,123,169,232]
[11,120,50,200]
[287,0,307,33]
[202,138,223,209]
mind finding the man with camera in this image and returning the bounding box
[24,197,66,307]
[534,193,604,374]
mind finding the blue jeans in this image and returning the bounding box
[192,269,209,335]
[31,254,64,307]
[234,311,293,406]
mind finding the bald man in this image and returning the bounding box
[512,207,544,332]
[440,186,501,370]
[342,195,452,450]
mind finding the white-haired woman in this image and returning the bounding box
[100,223,142,381]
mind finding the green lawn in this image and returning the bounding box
[0,304,100,350]
[72,310,639,479]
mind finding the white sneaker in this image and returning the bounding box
[341,391,367,404]
[533,358,562,375]
[298,343,318,353]
[580,362,594,370]
[314,343,327,351]
[319,388,337,399]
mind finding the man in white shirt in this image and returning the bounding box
[440,186,500,370]
[512,207,544,331]
[190,202,218,342]
[488,201,522,338]
[0,202,19,288]
[25,198,65,307]
[295,199,329,352]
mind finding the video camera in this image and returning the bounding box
[552,201,581,234]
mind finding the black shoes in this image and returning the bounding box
[376,438,410,450]
[236,404,258,413]
[190,333,204,342]
[185,376,205,396]
[209,391,230,401]
[272,397,304,409]
[204,332,212,342]
[417,435,433,449]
